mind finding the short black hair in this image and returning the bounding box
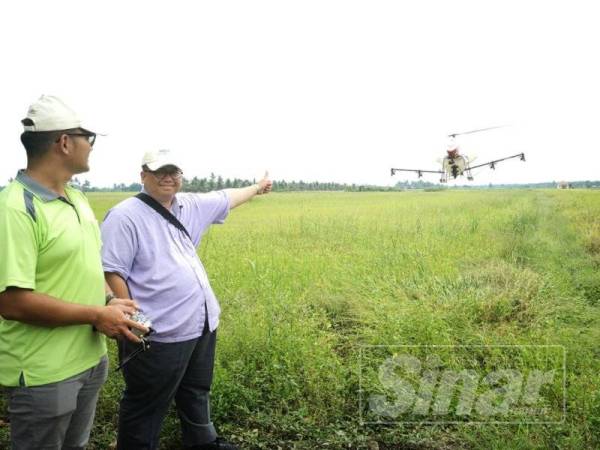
[20,119,82,161]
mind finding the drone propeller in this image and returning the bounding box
[448,125,506,138]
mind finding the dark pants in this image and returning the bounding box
[116,324,218,450]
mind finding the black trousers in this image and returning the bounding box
[117,322,218,450]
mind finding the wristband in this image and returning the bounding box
[105,293,116,305]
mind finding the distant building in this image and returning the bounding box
[557,181,572,189]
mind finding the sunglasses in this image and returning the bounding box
[67,133,97,146]
[56,132,97,146]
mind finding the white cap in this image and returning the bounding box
[22,95,96,133]
[141,149,183,171]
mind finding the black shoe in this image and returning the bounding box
[187,438,240,450]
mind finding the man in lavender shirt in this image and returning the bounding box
[101,149,272,450]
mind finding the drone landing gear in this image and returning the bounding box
[465,167,474,181]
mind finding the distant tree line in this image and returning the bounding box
[2,177,600,193]
[70,178,143,192]
[454,180,600,189]
[66,174,405,193]
[181,173,410,192]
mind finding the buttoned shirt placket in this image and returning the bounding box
[170,201,217,331]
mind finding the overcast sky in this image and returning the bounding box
[1,1,598,187]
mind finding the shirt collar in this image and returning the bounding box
[16,169,61,202]
[141,187,183,214]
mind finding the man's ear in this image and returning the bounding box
[55,134,71,155]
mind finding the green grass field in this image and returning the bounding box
[2,189,600,449]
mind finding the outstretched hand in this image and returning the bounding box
[257,171,273,195]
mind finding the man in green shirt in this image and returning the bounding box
[0,95,148,450]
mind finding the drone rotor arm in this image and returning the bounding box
[391,168,445,180]
[390,168,445,175]
[466,153,526,171]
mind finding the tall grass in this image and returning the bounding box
[1,190,599,449]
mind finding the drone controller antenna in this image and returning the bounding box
[115,311,154,371]
[115,329,154,371]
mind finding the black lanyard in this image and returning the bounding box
[135,193,192,242]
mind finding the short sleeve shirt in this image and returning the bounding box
[101,191,230,343]
[0,171,106,387]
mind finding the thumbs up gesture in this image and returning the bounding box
[257,171,273,195]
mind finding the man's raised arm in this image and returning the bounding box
[224,171,272,209]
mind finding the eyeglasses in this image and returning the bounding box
[67,133,97,146]
[56,133,97,146]
[144,169,184,181]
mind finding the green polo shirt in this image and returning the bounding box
[0,170,106,387]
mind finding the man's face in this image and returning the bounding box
[141,165,183,199]
[59,131,96,174]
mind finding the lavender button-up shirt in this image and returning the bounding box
[100,191,230,343]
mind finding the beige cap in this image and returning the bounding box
[22,95,97,133]
[141,149,183,171]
